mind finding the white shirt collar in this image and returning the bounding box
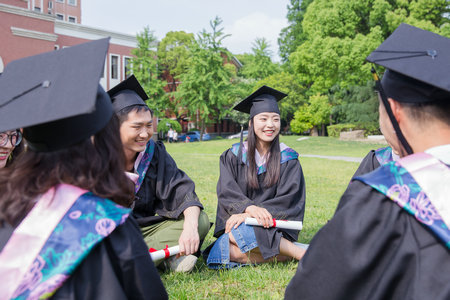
[424,144,450,165]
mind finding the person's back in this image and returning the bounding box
[285,24,450,300]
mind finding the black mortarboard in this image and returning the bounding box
[366,23,450,103]
[107,75,149,112]
[233,85,287,118]
[0,38,112,152]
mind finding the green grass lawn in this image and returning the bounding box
[161,136,386,299]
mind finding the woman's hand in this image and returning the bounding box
[245,205,273,228]
[225,213,249,233]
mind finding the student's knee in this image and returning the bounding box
[197,210,210,240]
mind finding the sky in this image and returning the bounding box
[82,0,290,62]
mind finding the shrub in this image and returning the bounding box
[327,124,356,138]
[157,118,182,134]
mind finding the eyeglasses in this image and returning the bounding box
[0,130,22,147]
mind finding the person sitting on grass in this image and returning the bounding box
[206,86,307,269]
[108,75,210,273]
[285,24,450,299]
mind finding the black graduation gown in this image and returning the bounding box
[133,141,203,227]
[0,216,167,299]
[285,180,450,300]
[351,150,380,179]
[214,148,306,260]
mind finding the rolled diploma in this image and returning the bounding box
[245,217,302,231]
[149,245,180,261]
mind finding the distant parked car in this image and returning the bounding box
[178,131,211,142]
[227,130,248,139]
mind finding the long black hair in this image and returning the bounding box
[0,114,134,225]
[246,118,281,190]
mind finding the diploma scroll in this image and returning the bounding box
[149,245,180,261]
[245,217,302,230]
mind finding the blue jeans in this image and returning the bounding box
[207,223,258,269]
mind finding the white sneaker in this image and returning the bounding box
[294,242,309,250]
[166,255,198,272]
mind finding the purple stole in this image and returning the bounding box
[133,140,156,194]
[0,184,130,299]
[355,152,450,249]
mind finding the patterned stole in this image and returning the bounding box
[374,146,393,165]
[0,184,131,299]
[134,140,156,194]
[231,142,299,175]
[355,152,450,249]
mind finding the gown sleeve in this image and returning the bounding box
[136,141,203,222]
[285,180,450,300]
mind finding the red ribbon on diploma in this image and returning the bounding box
[149,245,171,258]
[272,218,276,227]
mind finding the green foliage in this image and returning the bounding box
[157,118,182,134]
[157,31,195,80]
[330,81,379,124]
[278,0,314,62]
[175,17,233,137]
[327,123,357,138]
[289,0,450,95]
[131,27,167,117]
[255,72,307,123]
[290,104,313,134]
[238,37,281,80]
[327,122,381,137]
[290,94,331,134]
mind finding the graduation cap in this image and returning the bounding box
[0,38,113,152]
[107,74,149,113]
[366,23,450,155]
[366,23,450,103]
[233,85,287,118]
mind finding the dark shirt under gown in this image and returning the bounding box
[285,179,450,300]
[214,147,306,260]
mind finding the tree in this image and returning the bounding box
[290,94,331,135]
[131,27,167,117]
[238,38,280,80]
[278,0,315,62]
[290,0,450,95]
[175,17,233,139]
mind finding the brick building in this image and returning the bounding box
[0,0,136,90]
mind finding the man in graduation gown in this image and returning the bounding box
[285,24,450,299]
[108,76,210,272]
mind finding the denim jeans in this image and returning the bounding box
[207,223,258,269]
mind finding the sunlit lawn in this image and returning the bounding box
[160,136,386,299]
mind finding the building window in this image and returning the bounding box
[111,55,119,79]
[48,1,53,9]
[54,45,60,50]
[68,0,77,6]
[34,7,41,12]
[68,16,76,23]
[56,0,64,3]
[56,13,64,20]
[124,57,132,78]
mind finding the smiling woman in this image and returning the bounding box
[206,85,307,270]
[0,129,22,169]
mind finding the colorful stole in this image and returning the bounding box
[134,139,156,194]
[355,153,450,249]
[231,142,299,175]
[0,184,131,299]
[374,146,393,165]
